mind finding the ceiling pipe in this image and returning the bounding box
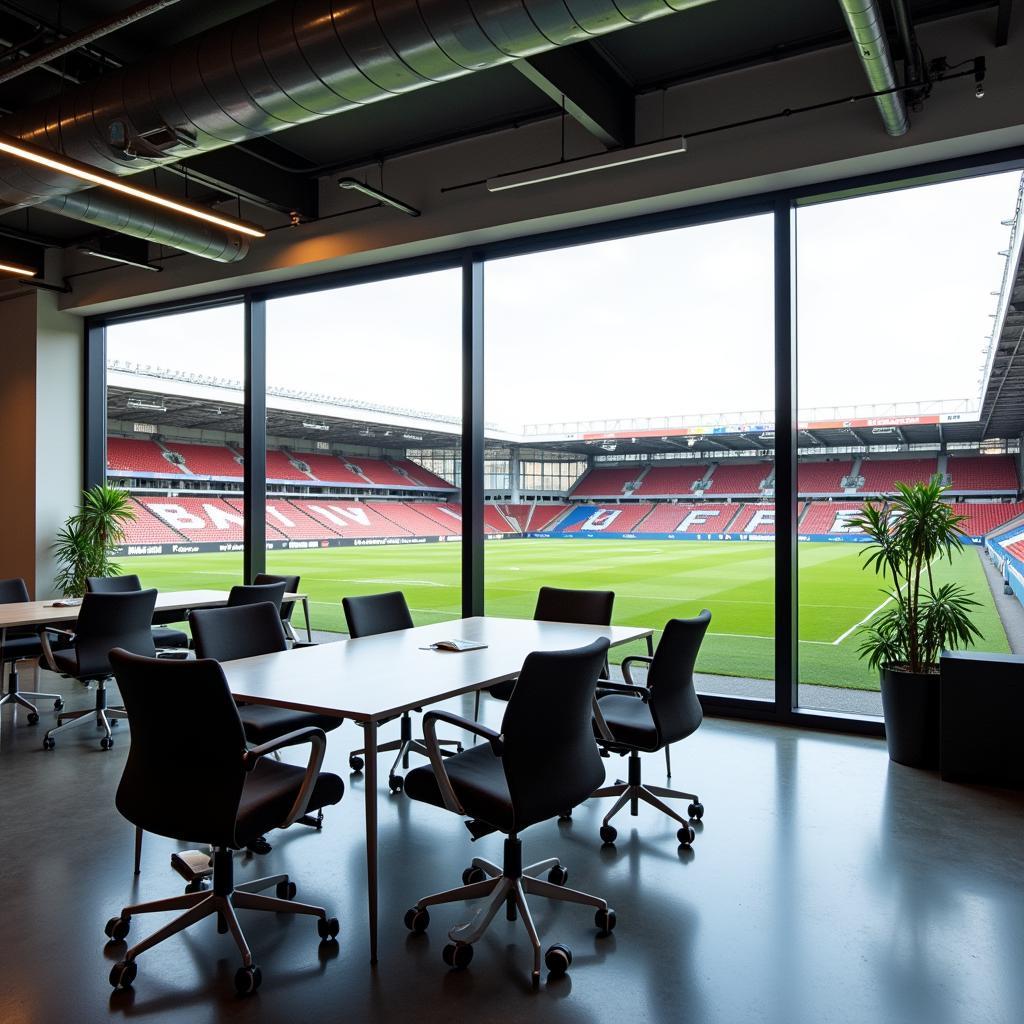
[0,0,711,257]
[837,0,909,136]
[890,0,926,109]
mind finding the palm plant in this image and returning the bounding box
[850,478,982,675]
[53,485,136,597]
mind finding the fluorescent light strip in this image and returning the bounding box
[486,136,687,192]
[0,260,36,276]
[0,135,266,238]
[82,249,162,272]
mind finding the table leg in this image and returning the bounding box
[646,633,654,656]
[363,719,379,964]
[303,597,313,642]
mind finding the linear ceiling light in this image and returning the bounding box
[0,259,37,276]
[337,178,420,217]
[82,248,162,272]
[486,136,687,192]
[0,134,265,238]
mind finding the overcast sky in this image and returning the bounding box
[108,170,1020,432]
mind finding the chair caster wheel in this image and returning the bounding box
[276,880,297,900]
[349,755,364,773]
[101,736,114,750]
[688,801,704,820]
[557,810,572,822]
[109,960,137,990]
[677,824,696,847]
[27,711,39,726]
[247,836,272,856]
[317,916,340,941]
[545,943,572,975]
[547,864,569,886]
[234,964,262,995]
[42,736,55,750]
[595,907,617,935]
[53,698,64,711]
[104,916,130,941]
[404,907,429,933]
[462,866,486,885]
[599,824,617,845]
[442,942,473,969]
[388,775,404,794]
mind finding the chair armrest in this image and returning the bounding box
[620,655,653,687]
[421,709,503,816]
[155,648,190,660]
[598,680,650,701]
[291,641,318,650]
[243,726,328,828]
[38,628,75,673]
[592,683,649,744]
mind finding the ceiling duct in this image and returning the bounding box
[0,0,711,255]
[837,0,909,136]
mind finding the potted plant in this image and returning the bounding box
[850,478,983,769]
[53,484,136,597]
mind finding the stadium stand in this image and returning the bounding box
[728,504,778,534]
[266,450,313,482]
[798,460,853,493]
[946,455,1019,493]
[265,499,340,539]
[496,504,532,531]
[349,458,420,488]
[857,457,938,493]
[949,502,1024,538]
[484,506,515,534]
[702,461,770,495]
[107,437,184,476]
[363,502,451,536]
[571,467,642,497]
[121,499,189,544]
[162,441,243,479]
[406,502,466,535]
[397,459,455,489]
[632,503,741,534]
[525,505,569,532]
[557,504,654,533]
[296,500,412,538]
[138,496,247,541]
[633,464,708,496]
[292,452,369,485]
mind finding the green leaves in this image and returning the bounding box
[852,476,979,674]
[52,485,136,597]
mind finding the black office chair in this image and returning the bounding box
[591,611,712,847]
[342,591,461,793]
[477,586,614,716]
[227,581,287,611]
[403,638,617,984]
[86,575,189,649]
[104,649,342,996]
[253,573,302,642]
[40,589,161,751]
[0,577,65,724]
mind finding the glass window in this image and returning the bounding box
[265,270,462,633]
[105,303,245,592]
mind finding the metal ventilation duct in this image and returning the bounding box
[0,0,711,258]
[837,0,909,136]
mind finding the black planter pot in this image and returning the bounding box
[880,665,940,769]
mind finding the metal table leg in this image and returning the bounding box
[363,718,378,964]
[303,597,312,642]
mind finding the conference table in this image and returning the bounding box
[221,615,655,964]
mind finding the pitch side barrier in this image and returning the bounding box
[526,531,985,543]
[986,532,1024,610]
[113,535,466,556]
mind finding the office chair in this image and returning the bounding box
[342,591,460,793]
[191,602,342,848]
[591,611,711,847]
[403,638,616,984]
[253,573,302,642]
[0,577,65,724]
[227,580,287,611]
[104,649,342,996]
[86,575,189,649]
[476,586,614,717]
[40,589,162,750]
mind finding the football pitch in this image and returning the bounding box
[118,539,1010,691]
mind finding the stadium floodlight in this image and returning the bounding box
[0,259,37,277]
[486,137,686,192]
[302,420,330,431]
[127,398,167,412]
[0,132,265,238]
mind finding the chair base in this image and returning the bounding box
[349,711,461,790]
[592,750,703,845]
[42,678,125,750]
[406,836,614,985]
[0,659,63,722]
[107,848,337,995]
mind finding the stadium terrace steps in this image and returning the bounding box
[107,437,186,477]
[946,455,1020,492]
[951,502,1024,538]
[570,467,644,498]
[266,450,316,482]
[524,504,570,532]
[161,442,244,479]
[632,464,708,496]
[483,505,516,534]
[701,462,770,495]
[496,504,532,532]
[121,498,192,545]
[393,459,455,489]
[368,502,454,537]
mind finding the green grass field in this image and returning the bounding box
[118,539,1010,691]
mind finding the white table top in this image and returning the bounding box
[222,616,652,723]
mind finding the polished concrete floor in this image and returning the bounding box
[1,666,1022,1024]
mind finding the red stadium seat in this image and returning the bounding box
[107,437,185,477]
[797,461,853,493]
[946,456,1019,493]
[633,464,708,496]
[162,442,243,479]
[571,467,643,498]
[637,503,743,533]
[702,462,770,495]
[857,458,938,493]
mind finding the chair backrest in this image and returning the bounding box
[533,586,614,627]
[646,611,711,745]
[227,581,287,611]
[0,577,30,604]
[500,638,609,832]
[342,591,413,638]
[86,574,142,593]
[110,649,248,847]
[254,573,300,622]
[191,603,288,662]
[72,590,158,678]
